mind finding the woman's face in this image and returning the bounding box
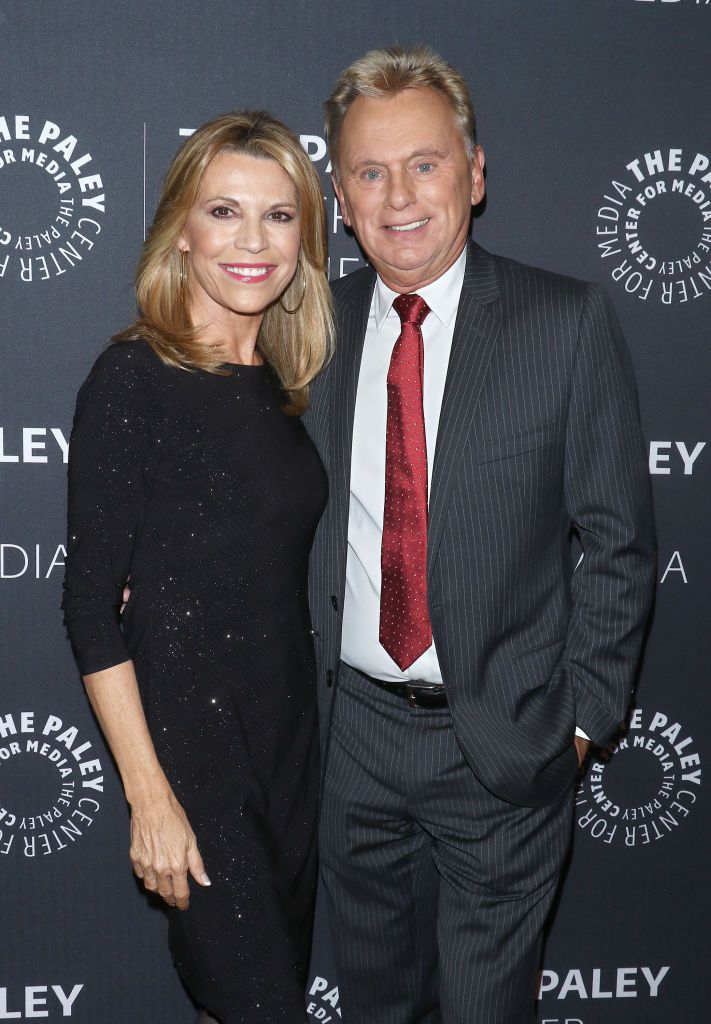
[179,150,302,337]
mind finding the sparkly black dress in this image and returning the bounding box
[63,340,326,1023]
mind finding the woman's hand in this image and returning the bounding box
[81,662,211,911]
[129,791,211,910]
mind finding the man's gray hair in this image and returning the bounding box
[325,45,477,179]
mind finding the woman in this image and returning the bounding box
[62,111,333,1023]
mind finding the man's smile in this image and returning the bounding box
[385,218,430,233]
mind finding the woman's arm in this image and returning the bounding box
[84,659,210,909]
[63,345,153,675]
[63,346,208,909]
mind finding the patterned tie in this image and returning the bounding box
[379,292,432,670]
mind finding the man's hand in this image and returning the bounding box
[574,735,591,771]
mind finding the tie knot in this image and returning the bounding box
[392,292,430,328]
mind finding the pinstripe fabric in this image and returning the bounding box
[305,241,655,808]
[303,241,655,1022]
[321,664,573,1023]
[305,263,373,786]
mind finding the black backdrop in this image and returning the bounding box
[2,2,710,1021]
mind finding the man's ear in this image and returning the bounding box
[332,174,352,228]
[471,146,486,206]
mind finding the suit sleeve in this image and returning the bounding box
[62,345,155,676]
[563,284,655,745]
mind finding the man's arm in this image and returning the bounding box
[563,284,656,746]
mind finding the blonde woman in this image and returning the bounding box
[63,112,333,1024]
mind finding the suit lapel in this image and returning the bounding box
[427,241,501,576]
[328,246,500,586]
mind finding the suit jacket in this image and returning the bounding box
[304,240,655,808]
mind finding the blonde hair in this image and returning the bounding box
[325,45,477,180]
[115,111,333,415]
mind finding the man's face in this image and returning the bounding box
[333,87,485,292]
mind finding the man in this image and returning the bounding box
[305,46,655,1023]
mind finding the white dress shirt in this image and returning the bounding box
[340,248,467,683]
[338,246,589,741]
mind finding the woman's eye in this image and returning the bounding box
[269,211,294,222]
[210,206,232,219]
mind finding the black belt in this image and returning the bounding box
[362,672,448,709]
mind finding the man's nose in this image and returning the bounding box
[384,171,416,210]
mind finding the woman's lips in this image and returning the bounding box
[220,263,276,283]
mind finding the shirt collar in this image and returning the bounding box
[371,244,468,331]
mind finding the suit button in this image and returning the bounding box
[330,594,338,611]
[326,670,333,688]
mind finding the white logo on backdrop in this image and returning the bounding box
[648,441,706,475]
[659,550,687,584]
[575,708,702,847]
[0,544,66,580]
[0,986,84,1019]
[0,711,103,858]
[307,976,341,1021]
[538,965,670,1002]
[596,148,711,304]
[0,427,69,463]
[0,115,105,283]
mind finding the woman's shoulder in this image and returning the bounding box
[91,338,162,374]
[81,339,167,393]
[74,340,170,426]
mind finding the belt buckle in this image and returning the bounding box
[406,682,444,708]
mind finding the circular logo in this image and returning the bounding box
[307,975,341,1022]
[575,707,702,848]
[0,710,104,858]
[0,115,105,284]
[596,148,711,305]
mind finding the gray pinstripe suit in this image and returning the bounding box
[304,240,655,1022]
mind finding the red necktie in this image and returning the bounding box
[379,293,432,671]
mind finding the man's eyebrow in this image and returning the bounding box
[350,148,448,169]
[407,148,448,160]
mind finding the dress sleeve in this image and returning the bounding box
[62,343,156,675]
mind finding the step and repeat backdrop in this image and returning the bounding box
[2,1,710,1021]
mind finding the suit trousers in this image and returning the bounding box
[320,663,575,1024]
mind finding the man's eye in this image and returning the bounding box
[211,206,232,219]
[364,169,381,181]
[417,163,434,174]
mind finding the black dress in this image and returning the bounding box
[62,340,326,1023]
